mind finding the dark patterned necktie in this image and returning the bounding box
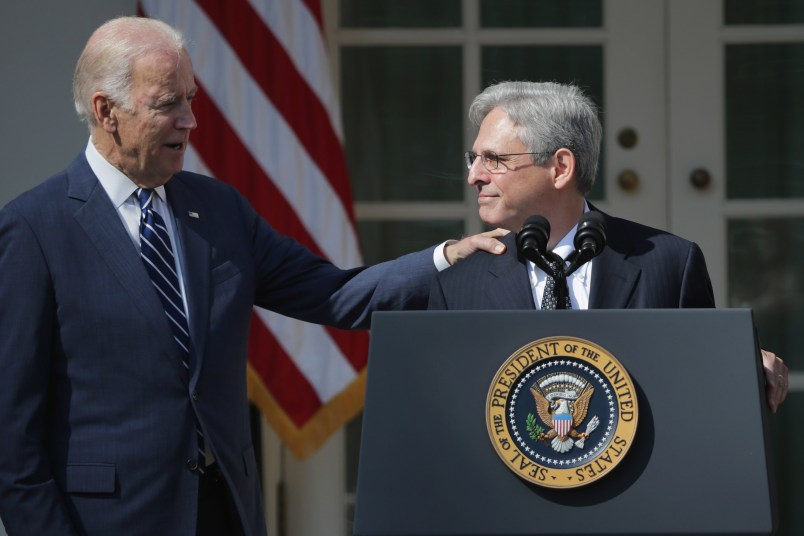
[541,254,572,310]
[137,188,206,471]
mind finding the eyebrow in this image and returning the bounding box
[154,88,198,106]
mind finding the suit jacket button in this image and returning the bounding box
[192,390,199,401]
[186,458,199,472]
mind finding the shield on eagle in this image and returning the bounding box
[553,413,573,437]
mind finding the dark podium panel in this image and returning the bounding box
[354,310,776,536]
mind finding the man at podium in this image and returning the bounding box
[428,80,787,412]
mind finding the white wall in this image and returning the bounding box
[0,3,136,532]
[0,0,136,208]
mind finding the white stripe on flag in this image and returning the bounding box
[245,0,344,140]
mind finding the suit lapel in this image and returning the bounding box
[67,156,187,378]
[165,176,211,381]
[589,213,641,308]
[486,235,536,309]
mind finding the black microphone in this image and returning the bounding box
[565,211,607,277]
[516,215,553,274]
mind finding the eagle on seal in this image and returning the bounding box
[531,373,599,453]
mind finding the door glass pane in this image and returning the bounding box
[725,0,804,25]
[726,44,804,199]
[340,0,461,27]
[728,218,804,367]
[341,46,464,202]
[480,0,602,27]
[770,393,804,536]
[728,218,804,536]
[481,45,605,200]
[356,220,465,264]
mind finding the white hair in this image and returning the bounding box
[72,17,186,129]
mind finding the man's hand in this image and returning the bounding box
[444,228,509,265]
[762,349,788,413]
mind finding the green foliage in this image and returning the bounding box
[526,413,545,441]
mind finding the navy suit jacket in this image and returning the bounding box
[0,153,436,536]
[429,210,715,310]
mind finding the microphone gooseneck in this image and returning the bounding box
[517,212,607,278]
[516,215,553,274]
[564,211,607,277]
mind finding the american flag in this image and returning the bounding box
[138,0,368,459]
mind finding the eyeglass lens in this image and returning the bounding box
[465,151,499,171]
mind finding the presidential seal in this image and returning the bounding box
[485,337,638,489]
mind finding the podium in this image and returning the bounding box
[353,309,777,536]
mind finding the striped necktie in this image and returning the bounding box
[137,188,206,471]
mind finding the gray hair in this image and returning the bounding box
[468,81,602,196]
[73,17,186,129]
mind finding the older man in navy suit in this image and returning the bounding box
[0,17,504,536]
[428,81,788,411]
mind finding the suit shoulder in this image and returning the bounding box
[604,214,673,238]
[439,249,499,278]
[171,171,252,208]
[437,233,519,283]
[5,167,70,204]
[1,169,71,225]
[173,170,238,194]
[604,214,698,250]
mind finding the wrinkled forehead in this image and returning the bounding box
[130,49,195,89]
[474,107,526,150]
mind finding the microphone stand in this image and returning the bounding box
[517,211,607,281]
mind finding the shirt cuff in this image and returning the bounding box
[433,240,458,272]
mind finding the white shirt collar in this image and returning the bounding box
[85,139,167,207]
[551,224,580,262]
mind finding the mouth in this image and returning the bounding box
[165,142,185,151]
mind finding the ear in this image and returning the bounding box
[551,147,576,190]
[91,93,118,133]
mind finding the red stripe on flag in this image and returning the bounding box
[299,0,323,30]
[190,89,369,372]
[248,312,322,427]
[194,0,356,221]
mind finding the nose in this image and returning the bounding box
[176,101,197,131]
[467,157,489,186]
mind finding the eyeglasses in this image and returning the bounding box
[464,150,553,173]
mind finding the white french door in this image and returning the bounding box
[266,1,804,535]
[669,4,804,533]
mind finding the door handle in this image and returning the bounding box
[689,168,712,190]
[617,169,640,192]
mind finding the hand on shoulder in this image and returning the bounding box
[445,228,509,265]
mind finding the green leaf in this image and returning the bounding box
[526,413,545,441]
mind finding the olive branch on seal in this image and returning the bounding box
[526,413,545,441]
